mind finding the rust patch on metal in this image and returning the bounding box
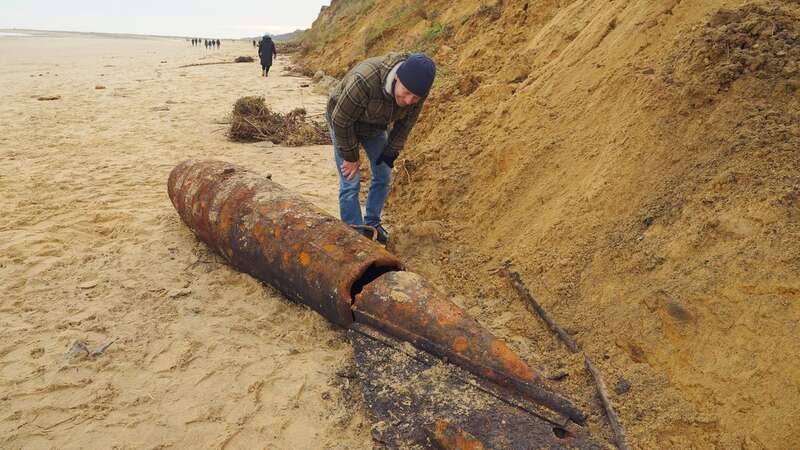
[431,421,488,450]
[298,252,311,267]
[453,336,469,353]
[489,340,536,381]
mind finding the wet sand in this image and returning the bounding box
[0,32,372,448]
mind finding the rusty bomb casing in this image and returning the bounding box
[168,159,584,423]
[168,159,401,326]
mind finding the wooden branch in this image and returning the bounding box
[502,268,579,353]
[502,267,631,450]
[585,356,631,450]
[177,61,239,68]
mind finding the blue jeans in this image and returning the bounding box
[327,117,392,226]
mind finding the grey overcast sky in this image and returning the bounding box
[0,0,330,38]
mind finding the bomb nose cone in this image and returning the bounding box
[353,271,585,422]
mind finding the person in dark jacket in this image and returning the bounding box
[326,53,436,244]
[258,35,277,77]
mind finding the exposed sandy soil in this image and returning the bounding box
[298,0,800,448]
[0,33,372,449]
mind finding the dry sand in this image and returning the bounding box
[0,33,372,449]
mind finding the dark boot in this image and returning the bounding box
[350,225,376,241]
[373,224,389,245]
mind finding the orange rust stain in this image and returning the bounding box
[218,208,234,242]
[298,252,311,267]
[490,340,537,381]
[453,336,469,353]
[431,299,462,326]
[358,295,418,322]
[433,420,487,450]
[252,222,273,252]
[453,437,486,450]
[323,244,338,254]
[252,221,265,239]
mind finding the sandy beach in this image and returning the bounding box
[0,32,372,448]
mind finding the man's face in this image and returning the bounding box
[394,77,422,107]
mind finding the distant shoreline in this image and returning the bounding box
[0,31,36,37]
[0,28,205,40]
[0,28,303,41]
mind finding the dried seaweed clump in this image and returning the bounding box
[276,41,303,54]
[228,96,331,146]
[680,5,800,91]
[234,56,254,63]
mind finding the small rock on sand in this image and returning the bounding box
[65,340,90,360]
[615,378,632,395]
[169,288,192,298]
[79,281,98,289]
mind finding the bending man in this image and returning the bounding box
[326,53,435,244]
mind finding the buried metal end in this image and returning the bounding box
[353,271,586,423]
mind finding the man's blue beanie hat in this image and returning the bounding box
[396,53,436,98]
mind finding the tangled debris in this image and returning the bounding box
[179,55,256,68]
[276,41,303,54]
[312,70,340,96]
[667,4,800,94]
[227,96,331,146]
[700,5,799,89]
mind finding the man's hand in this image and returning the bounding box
[341,159,361,180]
[377,149,399,168]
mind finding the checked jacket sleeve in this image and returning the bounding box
[329,75,370,162]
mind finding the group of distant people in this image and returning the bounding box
[191,38,221,49]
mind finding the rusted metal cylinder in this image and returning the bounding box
[168,159,584,424]
[167,159,401,326]
[353,271,585,423]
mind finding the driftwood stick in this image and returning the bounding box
[502,267,630,450]
[503,268,580,353]
[177,61,239,68]
[585,355,630,450]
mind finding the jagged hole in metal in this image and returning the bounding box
[350,264,400,300]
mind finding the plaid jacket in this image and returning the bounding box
[327,53,425,162]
